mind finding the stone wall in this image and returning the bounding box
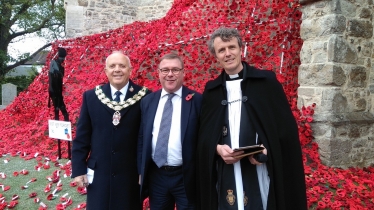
[65,0,173,38]
[299,0,374,168]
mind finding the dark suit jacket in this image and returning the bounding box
[72,81,150,210]
[137,86,202,203]
[197,62,307,210]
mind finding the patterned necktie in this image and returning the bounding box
[114,91,122,102]
[154,93,176,168]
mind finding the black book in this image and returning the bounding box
[233,145,264,158]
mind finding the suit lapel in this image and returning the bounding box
[180,86,191,144]
[147,90,161,128]
[145,90,161,150]
[124,80,135,100]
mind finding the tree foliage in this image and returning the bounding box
[0,0,65,78]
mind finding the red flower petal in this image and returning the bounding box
[77,186,87,195]
[70,181,77,187]
[29,192,37,198]
[47,194,56,200]
[11,194,19,200]
[7,200,18,209]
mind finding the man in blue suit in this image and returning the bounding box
[138,53,202,210]
[72,51,150,209]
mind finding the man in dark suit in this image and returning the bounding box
[138,53,202,210]
[71,51,150,209]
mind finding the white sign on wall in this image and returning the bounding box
[48,120,72,141]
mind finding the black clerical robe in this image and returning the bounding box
[196,62,307,210]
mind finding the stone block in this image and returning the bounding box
[319,88,348,113]
[360,41,373,57]
[332,93,348,112]
[347,19,373,38]
[336,124,348,137]
[321,87,342,100]
[346,112,374,122]
[369,84,374,93]
[299,63,346,86]
[300,43,312,63]
[96,2,107,8]
[298,86,317,97]
[364,58,371,68]
[359,124,372,137]
[315,137,332,153]
[328,138,352,166]
[300,15,345,40]
[311,123,331,137]
[65,0,79,6]
[78,0,88,7]
[348,124,361,138]
[300,19,315,40]
[331,64,346,85]
[348,66,367,87]
[339,0,357,17]
[328,35,358,63]
[359,8,372,18]
[66,5,84,32]
[298,63,322,85]
[297,86,322,108]
[354,98,367,111]
[312,51,329,63]
[320,14,346,36]
[300,0,342,18]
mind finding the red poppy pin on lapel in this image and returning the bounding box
[185,93,195,101]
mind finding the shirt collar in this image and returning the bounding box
[110,82,129,97]
[161,86,182,98]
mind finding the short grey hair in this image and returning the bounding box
[207,27,243,56]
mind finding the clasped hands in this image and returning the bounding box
[216,144,267,165]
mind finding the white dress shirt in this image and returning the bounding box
[152,87,183,166]
[110,83,129,102]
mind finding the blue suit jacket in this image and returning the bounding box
[137,86,202,203]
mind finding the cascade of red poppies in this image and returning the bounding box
[0,0,303,157]
[0,0,373,209]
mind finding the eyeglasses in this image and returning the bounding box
[159,68,183,75]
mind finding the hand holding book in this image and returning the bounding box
[233,145,265,159]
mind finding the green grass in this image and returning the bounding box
[0,155,86,209]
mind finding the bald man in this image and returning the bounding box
[72,51,150,209]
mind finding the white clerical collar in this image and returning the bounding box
[110,82,129,97]
[161,86,182,98]
[229,74,239,79]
